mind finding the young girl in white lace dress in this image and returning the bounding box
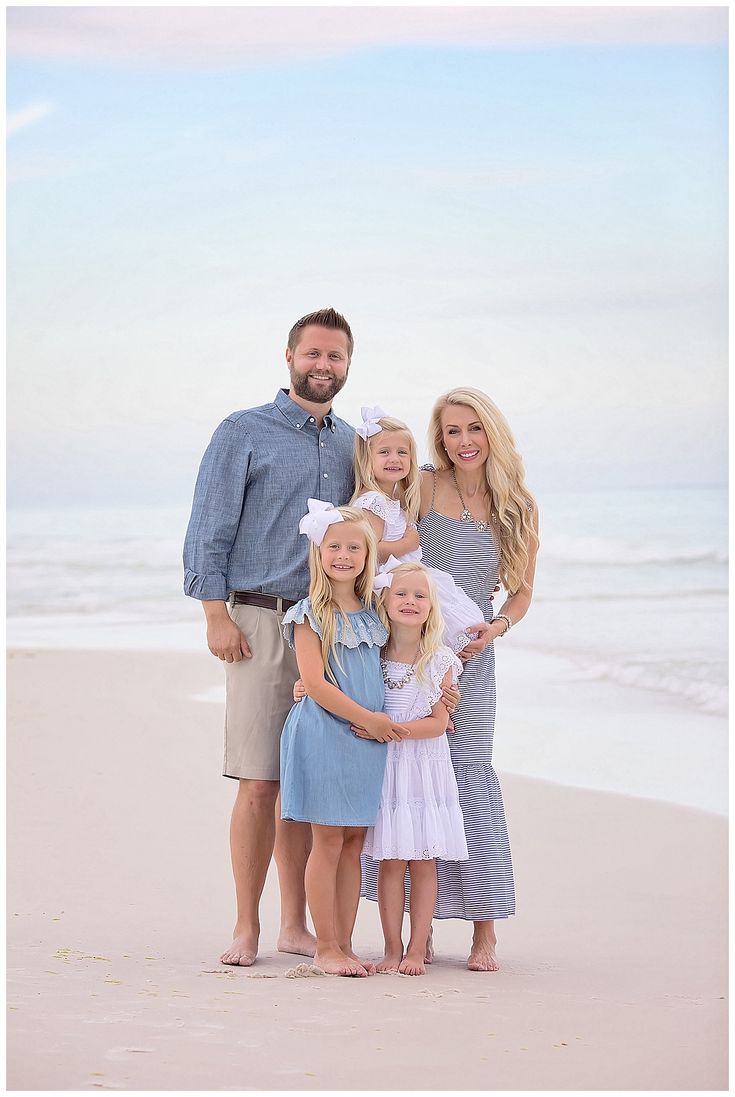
[352,406,486,655]
[357,561,468,976]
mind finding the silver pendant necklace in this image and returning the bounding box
[381,647,418,689]
[452,469,490,532]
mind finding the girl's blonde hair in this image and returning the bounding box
[429,388,539,595]
[377,562,445,686]
[307,507,378,684]
[351,417,422,523]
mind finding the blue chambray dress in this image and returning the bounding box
[279,598,389,827]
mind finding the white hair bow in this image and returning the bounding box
[356,405,389,440]
[298,499,344,545]
[372,555,403,591]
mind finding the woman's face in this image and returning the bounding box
[440,404,490,469]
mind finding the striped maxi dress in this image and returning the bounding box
[361,477,515,921]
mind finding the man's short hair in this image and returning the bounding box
[287,308,354,360]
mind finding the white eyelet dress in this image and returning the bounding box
[353,490,484,654]
[361,471,516,921]
[362,647,468,862]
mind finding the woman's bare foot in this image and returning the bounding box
[467,926,499,971]
[220,924,259,966]
[424,925,434,965]
[399,950,426,976]
[314,946,368,977]
[376,948,403,973]
[277,928,317,958]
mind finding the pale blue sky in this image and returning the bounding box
[7,7,728,506]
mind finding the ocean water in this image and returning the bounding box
[6,487,728,814]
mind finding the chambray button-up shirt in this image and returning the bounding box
[183,389,355,603]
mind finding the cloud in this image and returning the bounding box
[6,7,728,68]
[7,100,56,137]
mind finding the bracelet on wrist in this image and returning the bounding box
[495,614,512,636]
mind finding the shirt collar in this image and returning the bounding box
[275,388,335,430]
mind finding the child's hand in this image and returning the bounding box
[360,713,410,743]
[293,678,307,703]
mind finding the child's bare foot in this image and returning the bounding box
[277,928,317,958]
[340,945,376,974]
[424,925,434,964]
[220,924,258,966]
[314,947,368,977]
[376,949,403,973]
[399,950,426,976]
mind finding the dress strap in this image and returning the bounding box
[430,469,437,511]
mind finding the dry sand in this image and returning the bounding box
[7,649,728,1091]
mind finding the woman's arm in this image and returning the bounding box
[459,508,540,659]
[294,622,406,742]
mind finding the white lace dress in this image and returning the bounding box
[353,490,484,654]
[362,647,469,861]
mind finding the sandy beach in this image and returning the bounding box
[7,649,728,1091]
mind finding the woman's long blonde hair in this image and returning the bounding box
[429,388,538,594]
[351,417,422,523]
[307,507,378,684]
[376,562,445,686]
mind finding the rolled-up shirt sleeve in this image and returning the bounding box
[183,418,253,601]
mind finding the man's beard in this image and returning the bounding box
[289,365,348,404]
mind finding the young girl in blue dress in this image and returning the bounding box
[279,500,408,978]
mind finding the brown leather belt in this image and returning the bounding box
[228,591,298,613]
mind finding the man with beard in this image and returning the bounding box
[184,308,355,966]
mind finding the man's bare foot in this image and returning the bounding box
[314,946,368,977]
[376,949,403,973]
[467,938,499,972]
[277,928,317,958]
[220,925,259,966]
[424,925,434,965]
[399,950,426,976]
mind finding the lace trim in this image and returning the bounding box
[353,491,397,524]
[281,599,388,649]
[384,648,462,721]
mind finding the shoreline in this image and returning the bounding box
[7,648,728,1090]
[7,640,727,817]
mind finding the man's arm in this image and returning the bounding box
[183,417,253,660]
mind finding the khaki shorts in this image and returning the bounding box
[223,603,300,781]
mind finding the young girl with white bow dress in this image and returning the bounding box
[357,560,468,976]
[352,406,488,655]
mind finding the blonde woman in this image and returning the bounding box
[362,388,539,972]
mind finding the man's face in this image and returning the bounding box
[286,325,350,404]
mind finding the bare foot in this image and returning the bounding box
[220,925,258,966]
[277,927,317,958]
[399,950,426,976]
[424,925,434,965]
[376,949,403,973]
[342,946,376,975]
[314,946,368,977]
[467,941,499,972]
